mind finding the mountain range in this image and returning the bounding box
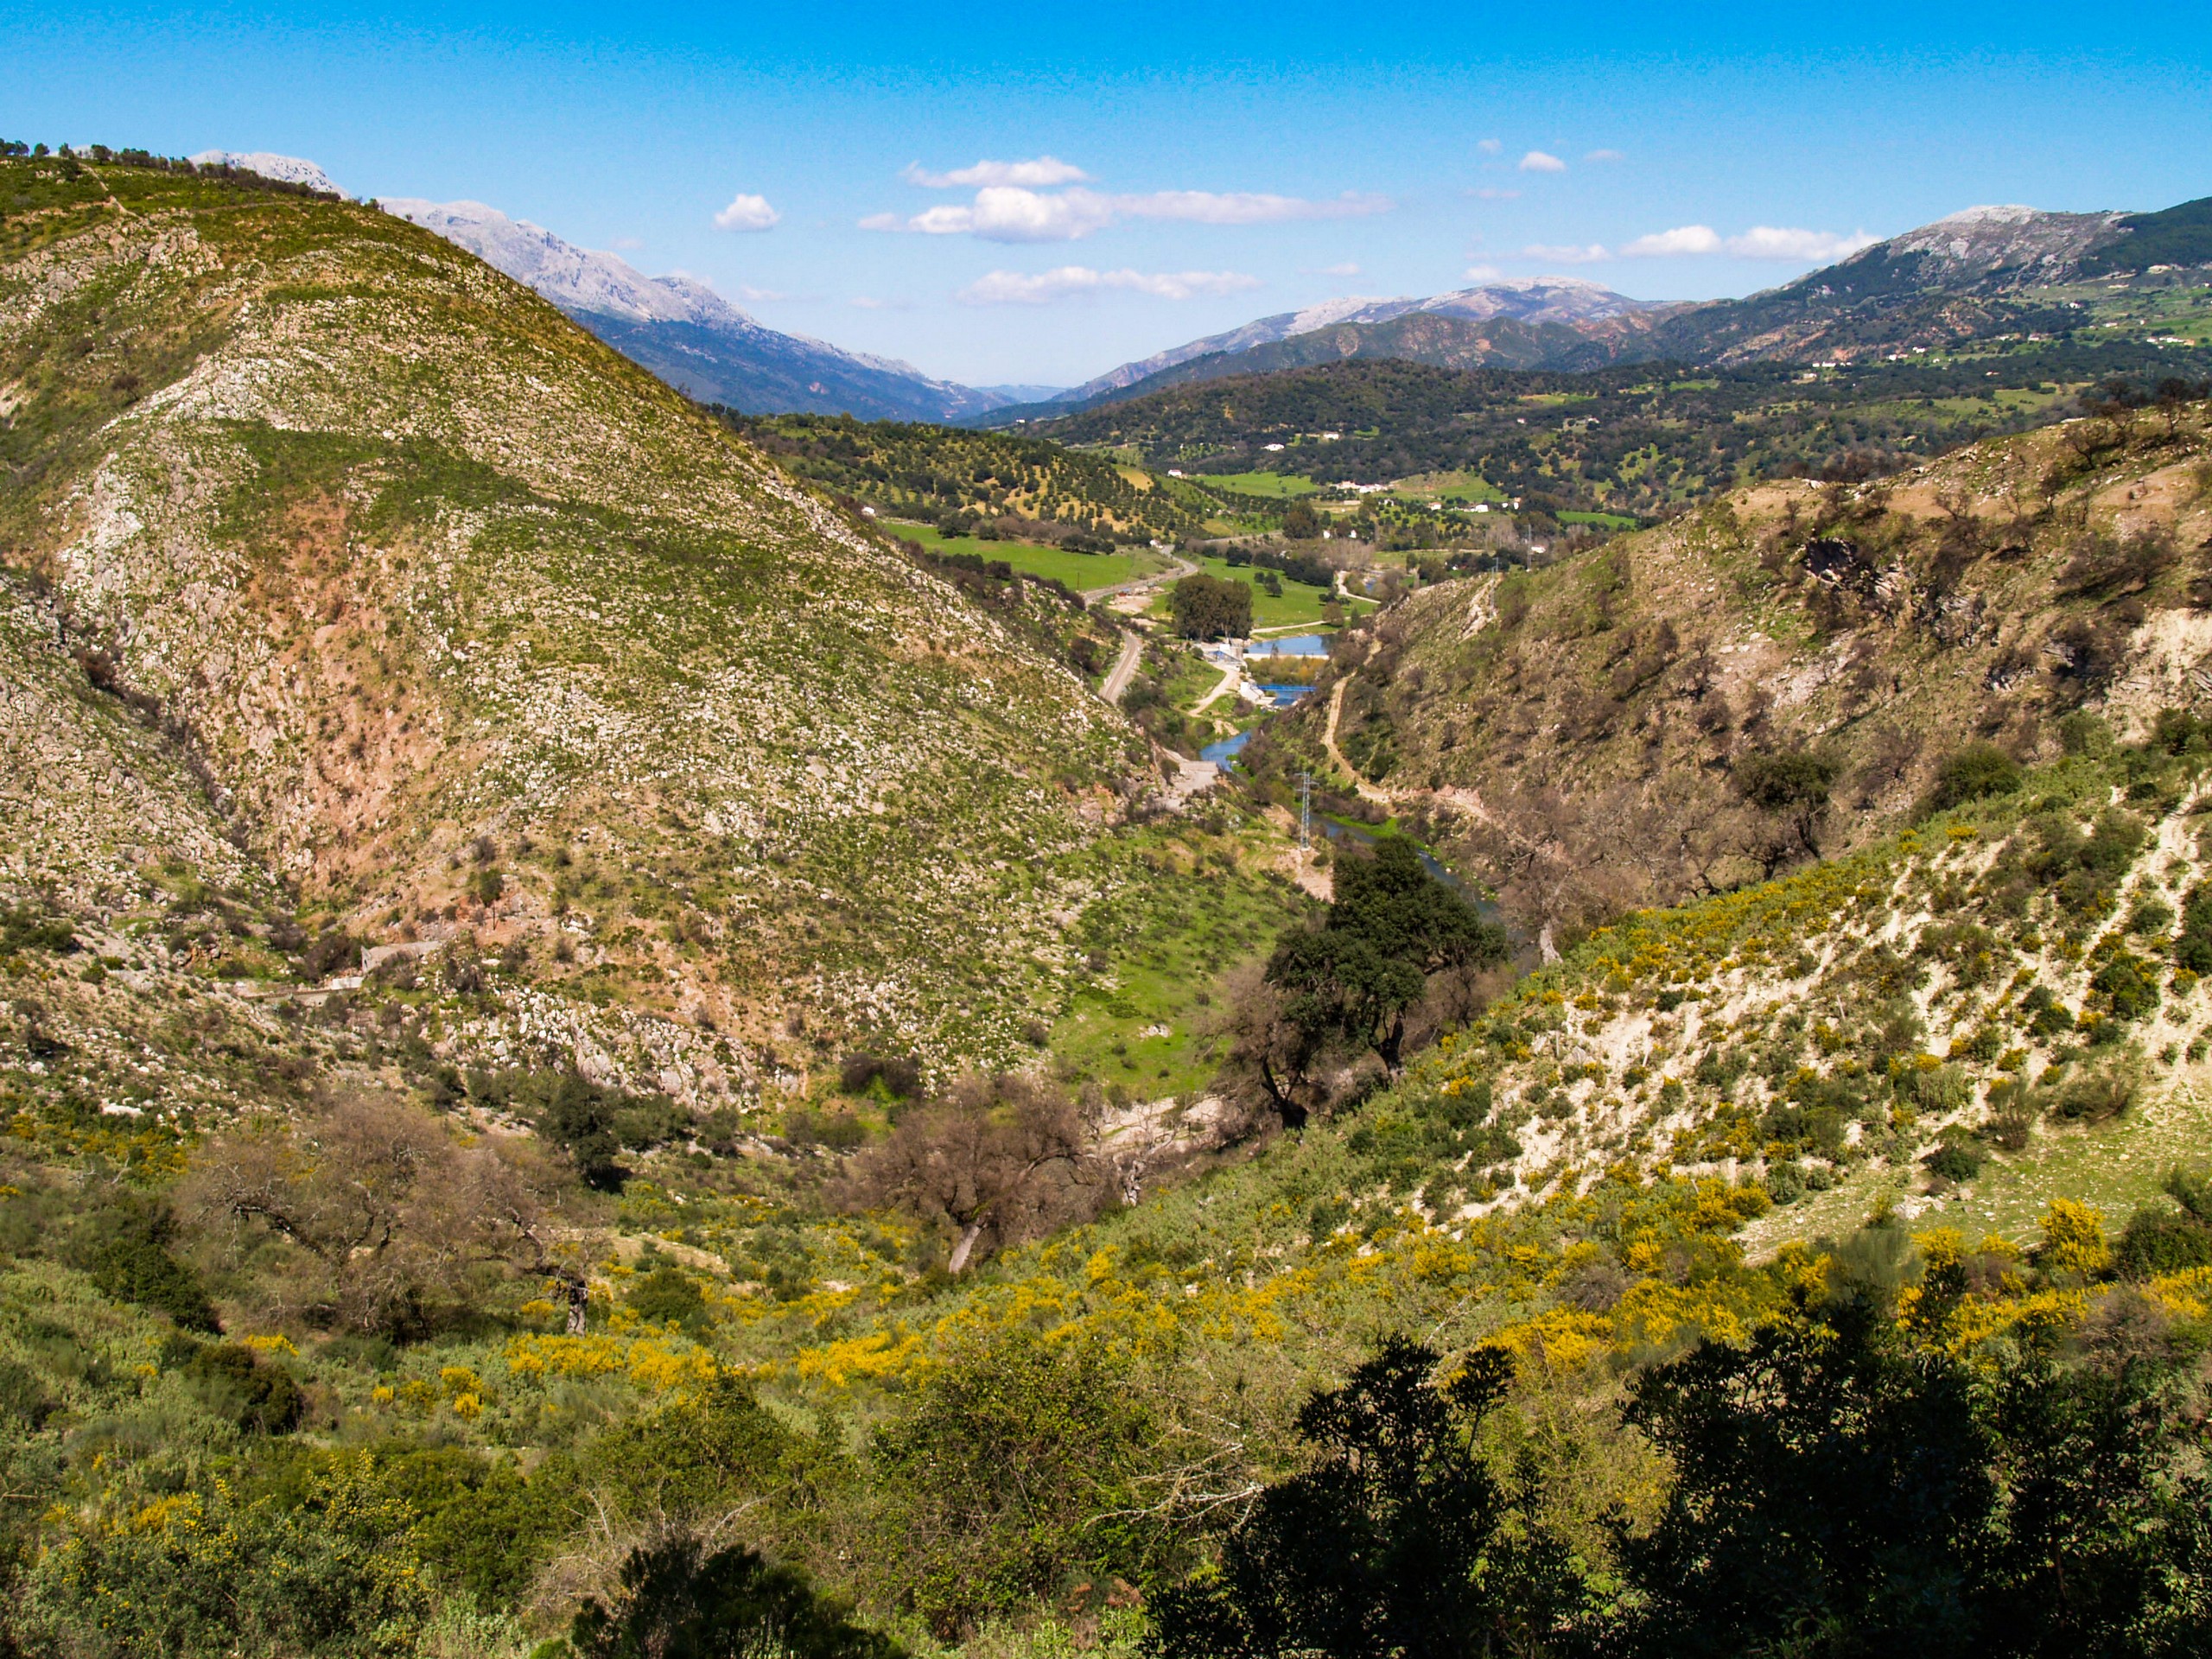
[382,197,1033,423]
[1052,276,1671,401]
[990,195,2212,424]
[188,156,2210,440]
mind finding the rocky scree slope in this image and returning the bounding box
[0,156,1156,1102]
[0,566,351,1151]
[1379,729,2212,1251]
[1251,404,2212,930]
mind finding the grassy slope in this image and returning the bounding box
[1249,405,2212,931]
[0,156,1238,1089]
[891,520,1163,588]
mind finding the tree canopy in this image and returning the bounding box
[1171,573,1255,640]
[1265,837,1508,1080]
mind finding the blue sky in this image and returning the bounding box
[6,0,2207,386]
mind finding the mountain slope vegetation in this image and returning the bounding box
[1245,398,2212,932]
[3,149,2210,1659]
[1026,345,2198,518]
[724,410,1215,544]
[0,151,1215,1092]
[8,718,2208,1656]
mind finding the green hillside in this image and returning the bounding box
[1245,399,2212,935]
[725,410,1218,543]
[0,151,1314,1091]
[1023,346,2204,520]
[5,707,2209,1654]
[3,149,2210,1659]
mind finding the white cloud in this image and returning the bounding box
[1464,264,1503,281]
[1320,262,1362,276]
[904,156,1090,188]
[957,265,1263,305]
[850,295,915,310]
[1467,187,1521,201]
[1620,223,1880,261]
[1125,188,1389,226]
[1621,224,1725,257]
[713,193,781,232]
[1519,242,1611,264]
[861,185,1393,243]
[1518,150,1567,174]
[1585,148,1625,163]
[609,235,644,250]
[1726,225,1879,260]
[906,186,1120,241]
[736,284,785,302]
[1478,138,1503,156]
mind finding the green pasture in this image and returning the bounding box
[891,522,1164,589]
[1195,472,1320,499]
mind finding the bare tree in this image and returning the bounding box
[840,1075,1107,1273]
[188,1090,596,1334]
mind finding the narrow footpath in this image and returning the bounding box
[1323,677,1394,807]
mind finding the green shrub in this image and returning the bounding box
[175,1340,302,1434]
[2113,1210,2212,1280]
[73,1201,219,1332]
[1922,1140,1986,1184]
[2089,950,2161,1022]
[1927,744,2022,812]
[626,1265,709,1331]
[571,1537,899,1659]
[2173,883,2212,973]
[15,1453,429,1657]
[867,1331,1172,1636]
[2045,1067,2137,1124]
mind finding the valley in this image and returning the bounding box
[3,144,2212,1659]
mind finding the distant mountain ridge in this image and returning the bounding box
[385,197,1016,423]
[1636,199,2212,365]
[988,195,2212,427]
[1061,276,1670,403]
[188,149,344,195]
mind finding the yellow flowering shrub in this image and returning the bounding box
[503,1332,717,1395]
[2037,1199,2112,1277]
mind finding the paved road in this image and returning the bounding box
[1188,656,1243,714]
[1099,630,1144,704]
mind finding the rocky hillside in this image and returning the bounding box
[1641,197,2212,365]
[1249,402,2212,931]
[0,153,1172,1103]
[1395,732,2212,1240]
